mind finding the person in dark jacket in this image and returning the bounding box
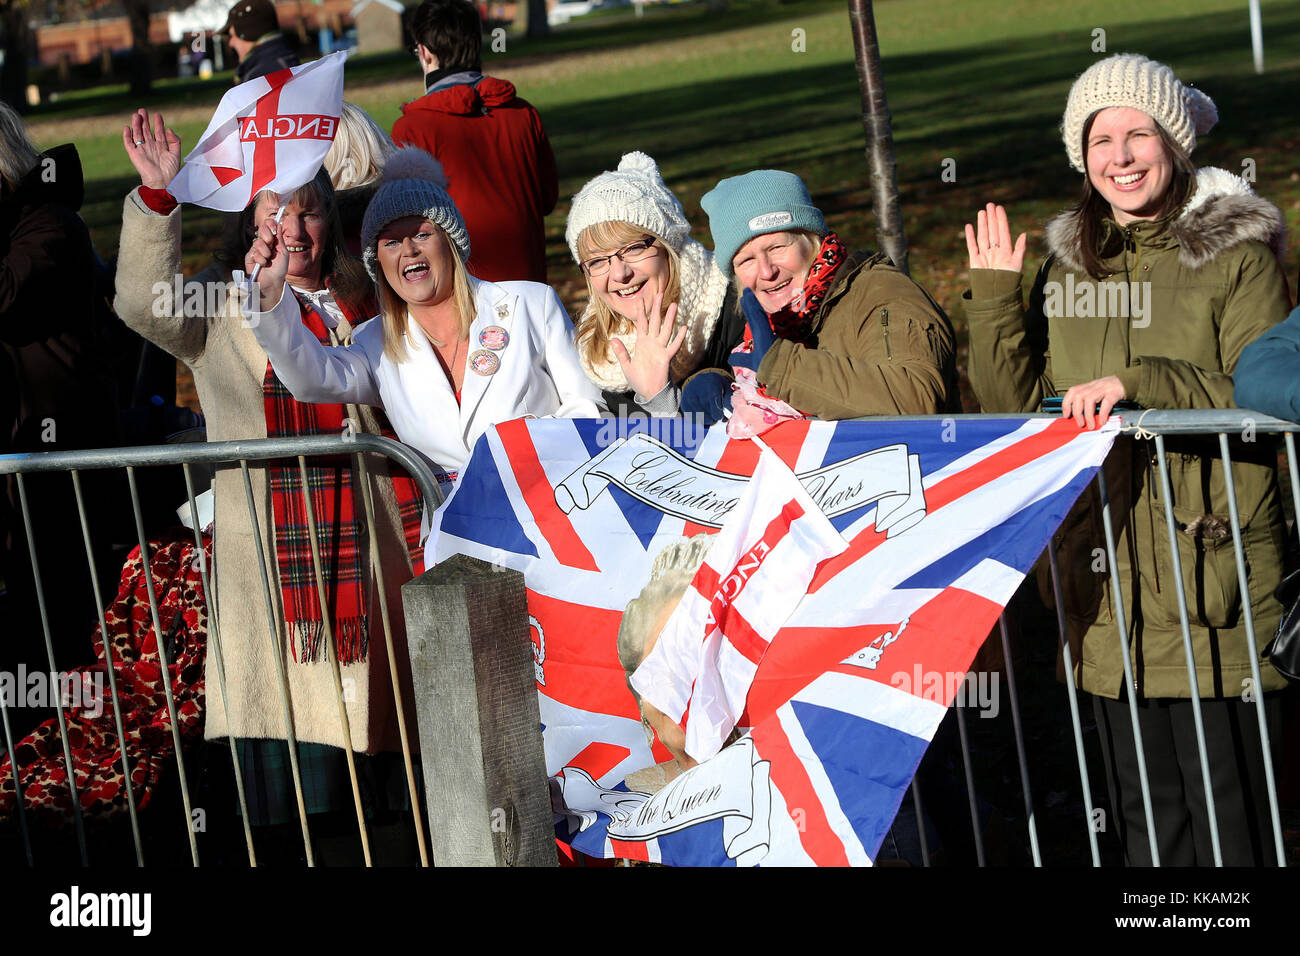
[0,103,121,737]
[223,0,299,84]
[392,0,557,283]
[1234,305,1300,423]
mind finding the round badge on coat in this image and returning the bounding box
[479,325,509,351]
[469,349,500,376]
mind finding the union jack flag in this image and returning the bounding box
[428,416,1117,866]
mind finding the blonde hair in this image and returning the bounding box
[617,534,712,697]
[324,102,395,191]
[575,220,681,374]
[731,229,822,299]
[0,101,40,191]
[376,227,477,363]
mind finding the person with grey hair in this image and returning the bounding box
[1,101,120,737]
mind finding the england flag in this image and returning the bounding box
[168,51,346,211]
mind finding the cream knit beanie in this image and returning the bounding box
[565,152,691,261]
[1061,54,1218,172]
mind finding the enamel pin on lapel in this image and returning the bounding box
[479,325,509,351]
[495,302,510,320]
[469,349,500,376]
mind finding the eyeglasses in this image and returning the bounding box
[581,237,659,277]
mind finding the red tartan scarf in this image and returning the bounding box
[263,281,425,665]
[743,232,848,348]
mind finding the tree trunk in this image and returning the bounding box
[847,0,908,275]
[127,0,153,96]
[707,0,729,12]
[0,2,31,112]
[526,0,550,38]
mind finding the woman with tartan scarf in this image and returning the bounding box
[113,109,425,863]
[683,169,958,434]
[564,151,742,417]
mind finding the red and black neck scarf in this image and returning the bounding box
[743,232,849,348]
[263,282,425,665]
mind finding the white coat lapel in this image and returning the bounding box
[394,310,463,454]
[459,282,517,434]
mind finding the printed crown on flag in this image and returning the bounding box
[168,51,347,212]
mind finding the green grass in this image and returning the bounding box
[29,0,1300,398]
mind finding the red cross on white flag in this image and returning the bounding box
[168,51,347,212]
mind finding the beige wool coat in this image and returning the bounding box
[113,188,419,753]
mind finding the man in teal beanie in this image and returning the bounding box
[680,169,957,423]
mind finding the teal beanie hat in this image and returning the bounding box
[701,170,826,278]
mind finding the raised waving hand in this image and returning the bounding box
[964,202,1027,274]
[122,108,182,191]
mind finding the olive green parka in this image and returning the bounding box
[963,167,1291,699]
[758,250,960,418]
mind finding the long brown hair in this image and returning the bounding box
[1070,114,1196,280]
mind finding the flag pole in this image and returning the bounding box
[248,202,288,283]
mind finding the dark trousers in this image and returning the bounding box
[1091,690,1285,866]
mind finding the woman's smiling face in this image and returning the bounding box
[376,216,456,308]
[731,231,817,313]
[1085,107,1174,226]
[582,230,671,321]
[253,190,328,288]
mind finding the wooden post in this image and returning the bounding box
[402,554,556,866]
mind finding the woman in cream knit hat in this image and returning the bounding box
[566,152,741,416]
[963,53,1290,866]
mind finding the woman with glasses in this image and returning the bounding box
[247,147,601,495]
[565,152,741,417]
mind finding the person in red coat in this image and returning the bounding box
[392,0,558,283]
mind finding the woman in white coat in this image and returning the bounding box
[247,147,602,494]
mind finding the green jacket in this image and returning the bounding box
[758,250,959,418]
[963,168,1291,699]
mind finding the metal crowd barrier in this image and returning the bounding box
[0,434,442,867]
[884,408,1298,868]
[2,411,1297,867]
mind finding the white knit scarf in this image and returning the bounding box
[579,239,731,393]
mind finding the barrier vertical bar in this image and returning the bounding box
[15,473,88,865]
[1217,432,1285,865]
[294,456,372,866]
[180,464,256,866]
[1046,546,1102,865]
[952,700,986,866]
[997,614,1041,866]
[240,460,315,865]
[1152,434,1223,866]
[125,466,200,865]
[70,469,144,866]
[0,684,33,866]
[353,452,429,866]
[1095,471,1159,865]
[909,781,930,867]
[1286,434,1300,537]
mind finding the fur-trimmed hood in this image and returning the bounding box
[1044,167,1286,273]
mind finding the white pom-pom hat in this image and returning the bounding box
[360,146,469,280]
[565,151,691,261]
[1062,53,1218,172]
